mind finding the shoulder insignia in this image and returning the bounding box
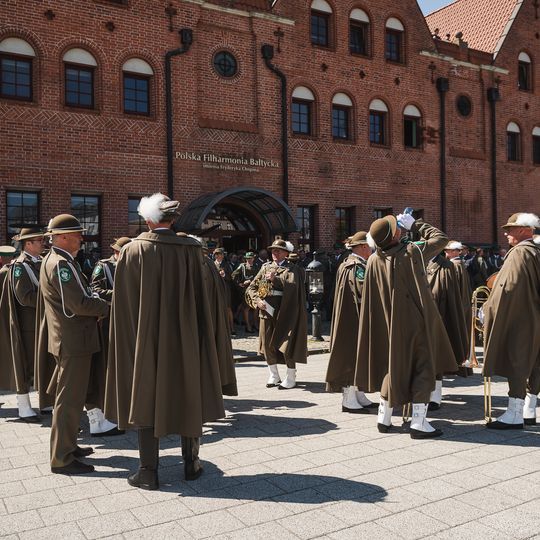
[355,266,365,281]
[93,264,103,277]
[59,267,72,283]
[13,265,23,279]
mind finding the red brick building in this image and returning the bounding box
[0,0,539,255]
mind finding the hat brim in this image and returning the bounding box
[501,223,532,229]
[46,227,87,236]
[268,244,290,252]
[14,232,45,241]
[348,240,368,247]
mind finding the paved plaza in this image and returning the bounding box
[1,353,540,540]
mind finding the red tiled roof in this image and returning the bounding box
[425,0,522,54]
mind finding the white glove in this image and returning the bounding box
[397,213,415,231]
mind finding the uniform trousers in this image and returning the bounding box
[17,331,34,394]
[507,358,540,399]
[49,354,93,468]
[260,317,295,369]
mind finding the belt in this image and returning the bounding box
[269,291,283,297]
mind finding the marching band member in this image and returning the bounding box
[484,213,540,429]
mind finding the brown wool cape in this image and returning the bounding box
[203,256,238,396]
[326,255,366,392]
[426,254,469,368]
[0,266,17,391]
[483,240,540,381]
[246,261,308,365]
[451,258,472,350]
[104,231,225,438]
[354,222,457,407]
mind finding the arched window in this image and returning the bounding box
[532,127,540,165]
[0,37,36,101]
[311,0,332,48]
[369,99,389,146]
[403,105,422,149]
[518,52,532,91]
[349,8,370,56]
[507,122,521,162]
[292,86,315,135]
[122,58,153,115]
[332,93,353,140]
[63,48,97,109]
[385,17,405,63]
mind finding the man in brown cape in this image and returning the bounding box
[484,213,540,429]
[326,231,377,413]
[40,214,110,475]
[105,194,225,490]
[355,213,456,439]
[2,228,45,421]
[246,239,307,390]
[426,251,469,409]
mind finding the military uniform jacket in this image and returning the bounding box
[0,265,17,390]
[91,256,116,302]
[326,254,366,392]
[39,247,109,358]
[483,239,540,380]
[3,253,41,392]
[231,262,257,287]
[426,254,469,368]
[354,221,457,407]
[246,260,308,365]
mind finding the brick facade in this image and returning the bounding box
[0,0,539,254]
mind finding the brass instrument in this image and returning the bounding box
[245,272,272,309]
[466,285,491,368]
[484,376,492,422]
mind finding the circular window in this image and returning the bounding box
[213,51,238,78]
[456,95,472,117]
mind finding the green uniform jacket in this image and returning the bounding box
[354,221,457,407]
[104,230,225,438]
[483,239,540,380]
[326,254,366,392]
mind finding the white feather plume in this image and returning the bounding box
[515,213,540,228]
[446,241,464,250]
[366,233,376,250]
[285,241,294,253]
[138,193,168,223]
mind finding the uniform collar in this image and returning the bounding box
[52,246,75,262]
[350,253,366,263]
[23,251,42,263]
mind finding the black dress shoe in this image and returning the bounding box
[428,402,441,411]
[486,420,524,430]
[266,381,281,388]
[51,460,94,475]
[410,428,443,439]
[73,446,94,458]
[127,468,159,490]
[361,402,379,409]
[19,414,41,423]
[40,409,53,415]
[91,427,125,437]
[342,406,371,414]
[377,423,392,433]
[524,418,537,426]
[185,461,203,481]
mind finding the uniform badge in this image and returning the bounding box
[13,266,23,279]
[93,265,103,277]
[59,267,72,283]
[355,266,365,281]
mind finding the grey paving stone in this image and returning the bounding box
[0,509,44,535]
[278,508,349,540]
[38,498,100,526]
[0,465,41,484]
[466,485,524,513]
[4,489,60,514]
[54,479,110,503]
[123,520,193,539]
[78,509,142,539]
[180,509,245,539]
[376,509,448,539]
[129,498,193,526]
[401,477,466,501]
[223,521,300,540]
[420,497,491,526]
[434,521,509,540]
[91,489,149,514]
[365,487,430,514]
[0,480,27,498]
[18,521,86,540]
[478,503,540,539]
[22,473,74,493]
[328,520,402,539]
[228,499,293,526]
[323,499,391,525]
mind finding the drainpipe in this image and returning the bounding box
[165,28,193,199]
[487,87,500,246]
[436,77,449,231]
[261,44,289,205]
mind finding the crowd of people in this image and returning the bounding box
[1,193,539,491]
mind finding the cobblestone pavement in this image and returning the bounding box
[1,354,540,539]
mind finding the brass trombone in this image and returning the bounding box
[466,285,491,368]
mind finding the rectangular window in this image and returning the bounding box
[0,54,32,101]
[507,132,521,161]
[350,22,368,55]
[297,206,316,252]
[65,64,94,108]
[71,194,100,258]
[404,116,422,148]
[123,74,150,115]
[518,61,531,91]
[335,207,354,242]
[311,11,329,47]
[332,106,350,140]
[373,207,393,220]
[128,196,146,237]
[292,99,312,135]
[533,136,540,165]
[370,111,386,145]
[6,191,39,241]
[385,30,403,63]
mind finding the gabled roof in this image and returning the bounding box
[425,0,523,56]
